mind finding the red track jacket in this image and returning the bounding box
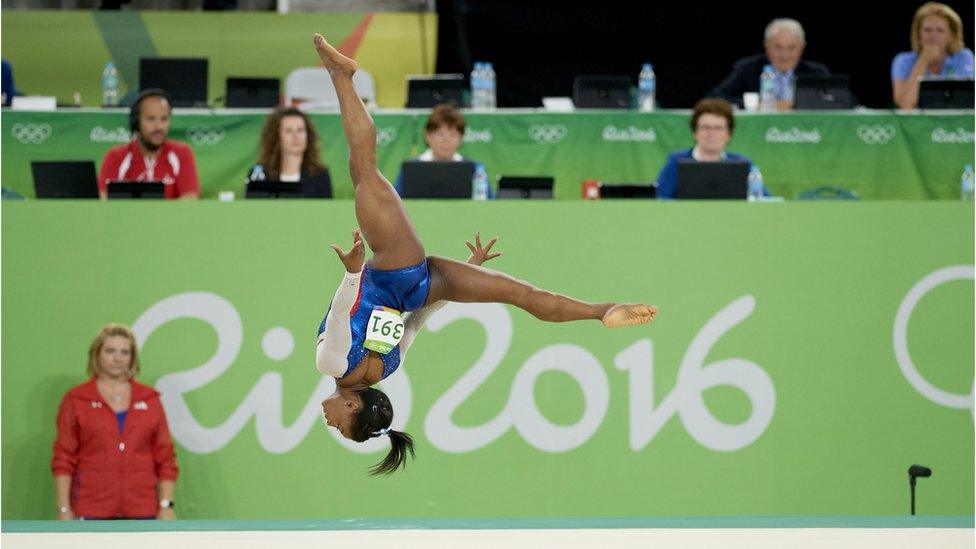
[51,377,179,518]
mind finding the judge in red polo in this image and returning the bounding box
[98,88,200,200]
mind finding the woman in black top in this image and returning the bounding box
[248,107,332,198]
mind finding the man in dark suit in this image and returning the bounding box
[707,18,829,110]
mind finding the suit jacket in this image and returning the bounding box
[707,53,830,106]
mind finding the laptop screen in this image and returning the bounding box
[31,161,99,199]
[399,160,475,199]
[676,161,750,199]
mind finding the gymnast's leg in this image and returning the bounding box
[426,256,657,327]
[314,34,424,271]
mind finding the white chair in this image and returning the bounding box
[284,67,376,110]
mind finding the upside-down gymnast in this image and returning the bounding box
[312,33,658,475]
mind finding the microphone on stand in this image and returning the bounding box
[908,464,932,516]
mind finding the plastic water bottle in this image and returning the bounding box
[747,165,764,202]
[759,64,776,113]
[638,63,656,112]
[471,62,486,110]
[962,164,974,201]
[472,164,489,201]
[102,61,120,107]
[484,62,497,110]
[248,164,266,183]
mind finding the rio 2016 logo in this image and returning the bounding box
[134,294,776,456]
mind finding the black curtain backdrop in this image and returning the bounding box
[436,0,975,108]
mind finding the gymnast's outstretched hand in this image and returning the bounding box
[331,229,365,273]
[465,232,502,267]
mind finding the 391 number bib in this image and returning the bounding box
[363,306,405,354]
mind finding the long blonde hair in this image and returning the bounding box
[910,2,965,54]
[86,324,140,379]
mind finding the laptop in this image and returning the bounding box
[676,161,750,199]
[572,75,632,109]
[140,57,209,108]
[918,79,975,109]
[107,181,165,199]
[497,176,554,199]
[598,183,656,199]
[406,74,466,108]
[794,74,856,110]
[31,161,99,199]
[226,77,280,108]
[399,160,475,199]
[245,181,303,199]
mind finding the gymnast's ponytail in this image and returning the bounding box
[351,387,416,475]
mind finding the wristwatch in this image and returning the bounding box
[159,499,175,509]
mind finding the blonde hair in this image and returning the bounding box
[911,2,965,54]
[87,324,140,379]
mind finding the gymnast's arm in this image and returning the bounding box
[315,270,361,377]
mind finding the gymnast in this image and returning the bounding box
[312,33,657,474]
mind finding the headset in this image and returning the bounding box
[129,88,172,134]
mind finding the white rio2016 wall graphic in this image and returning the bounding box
[133,293,778,456]
[133,265,971,457]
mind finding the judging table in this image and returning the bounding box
[2,108,973,199]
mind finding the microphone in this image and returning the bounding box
[909,465,932,478]
[908,464,932,516]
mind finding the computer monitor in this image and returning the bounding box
[598,183,656,199]
[245,181,303,199]
[31,161,99,199]
[399,160,475,199]
[676,161,750,199]
[107,181,165,199]
[497,176,554,199]
[406,75,466,108]
[794,74,856,110]
[226,77,280,108]
[572,75,632,109]
[140,57,209,108]
[918,79,975,109]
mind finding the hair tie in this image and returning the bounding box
[373,428,390,437]
[372,404,378,413]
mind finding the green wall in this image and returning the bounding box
[2,201,973,519]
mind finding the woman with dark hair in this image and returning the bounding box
[312,33,657,475]
[392,103,494,198]
[654,98,763,199]
[249,107,332,197]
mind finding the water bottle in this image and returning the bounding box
[102,61,120,107]
[248,164,266,183]
[747,165,764,202]
[962,164,974,201]
[471,62,486,110]
[484,62,497,110]
[759,64,776,113]
[638,63,656,112]
[472,164,489,201]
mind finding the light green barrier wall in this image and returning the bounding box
[2,201,972,519]
[2,111,973,200]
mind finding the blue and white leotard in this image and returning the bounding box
[316,259,444,380]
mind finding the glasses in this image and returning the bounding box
[696,124,729,132]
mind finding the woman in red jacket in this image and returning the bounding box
[52,324,179,520]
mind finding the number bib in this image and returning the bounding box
[363,306,405,355]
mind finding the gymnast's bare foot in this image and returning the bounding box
[602,303,658,328]
[313,33,358,77]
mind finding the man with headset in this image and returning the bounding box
[97,88,200,200]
